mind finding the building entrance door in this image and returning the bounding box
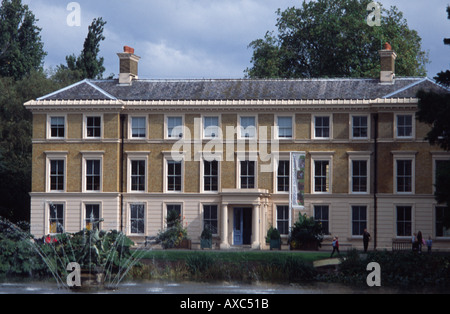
[233,207,252,245]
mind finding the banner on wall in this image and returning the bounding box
[290,152,306,210]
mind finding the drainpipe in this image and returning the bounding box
[373,113,378,250]
[120,114,126,232]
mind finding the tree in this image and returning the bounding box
[0,0,46,80]
[434,6,450,87]
[60,17,107,80]
[245,0,428,79]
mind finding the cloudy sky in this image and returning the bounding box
[23,0,449,80]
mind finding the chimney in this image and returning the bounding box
[117,46,141,85]
[379,42,397,83]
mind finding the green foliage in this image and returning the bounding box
[266,226,281,242]
[245,0,428,79]
[156,210,189,249]
[185,253,215,275]
[200,226,212,240]
[0,0,46,80]
[289,214,324,249]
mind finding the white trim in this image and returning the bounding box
[164,114,185,140]
[347,152,371,194]
[394,203,415,238]
[394,113,415,139]
[238,114,258,140]
[127,202,147,236]
[46,114,67,140]
[350,114,370,140]
[126,152,150,193]
[236,152,258,189]
[82,201,103,231]
[81,151,104,193]
[274,114,294,140]
[200,158,220,193]
[128,115,148,140]
[312,114,333,140]
[310,152,334,194]
[201,114,222,140]
[37,79,118,101]
[45,151,68,193]
[392,151,417,195]
[83,113,104,139]
[163,155,184,193]
[163,202,184,228]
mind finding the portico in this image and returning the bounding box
[219,189,269,249]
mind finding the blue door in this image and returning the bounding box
[233,208,243,245]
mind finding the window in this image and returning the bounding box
[352,116,368,139]
[352,206,367,236]
[314,160,329,193]
[352,160,368,193]
[277,160,290,192]
[50,160,64,191]
[396,160,412,193]
[86,116,101,138]
[314,205,329,235]
[240,160,255,189]
[240,116,256,138]
[314,116,330,139]
[50,116,65,138]
[49,203,64,234]
[167,116,183,138]
[203,204,218,234]
[203,116,219,138]
[130,204,145,234]
[131,160,146,191]
[277,116,293,138]
[86,159,101,191]
[167,160,182,191]
[166,204,182,228]
[131,117,146,138]
[85,204,100,231]
[396,206,412,237]
[204,160,218,191]
[396,114,413,138]
[276,205,290,235]
[436,206,450,237]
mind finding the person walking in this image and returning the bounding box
[362,228,371,253]
[417,231,423,253]
[426,236,433,254]
[330,236,340,258]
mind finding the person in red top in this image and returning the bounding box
[330,236,340,257]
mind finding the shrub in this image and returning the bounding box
[289,214,324,249]
[156,210,188,249]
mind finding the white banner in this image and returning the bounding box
[290,152,306,209]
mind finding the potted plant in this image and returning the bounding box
[269,227,281,250]
[200,227,213,249]
[289,214,324,251]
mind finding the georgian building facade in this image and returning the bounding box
[25,46,450,250]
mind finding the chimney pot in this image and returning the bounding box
[123,46,135,54]
[383,42,392,50]
[117,46,140,85]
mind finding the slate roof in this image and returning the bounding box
[37,77,449,101]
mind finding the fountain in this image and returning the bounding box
[0,216,152,291]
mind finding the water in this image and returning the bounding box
[0,280,400,294]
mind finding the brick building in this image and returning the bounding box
[25,46,450,250]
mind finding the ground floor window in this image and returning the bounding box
[85,204,100,231]
[351,205,367,236]
[314,205,329,235]
[203,204,218,234]
[396,206,412,237]
[130,203,145,234]
[436,206,450,237]
[49,203,64,234]
[276,205,289,235]
[166,204,182,228]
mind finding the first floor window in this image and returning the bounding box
[49,203,64,234]
[396,206,412,237]
[50,160,65,191]
[167,204,182,228]
[277,160,290,192]
[436,206,450,237]
[204,160,218,191]
[86,159,101,191]
[130,204,145,234]
[85,204,100,231]
[203,204,218,234]
[314,205,329,235]
[314,160,329,192]
[131,160,146,191]
[352,160,367,193]
[167,160,182,191]
[240,160,255,189]
[277,205,290,235]
[352,206,367,236]
[396,160,412,193]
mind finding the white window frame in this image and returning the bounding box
[200,157,220,193]
[45,151,68,192]
[273,152,290,194]
[81,151,104,192]
[128,115,148,140]
[46,201,66,235]
[163,202,184,228]
[275,115,294,140]
[202,203,219,236]
[126,152,150,193]
[347,151,371,194]
[395,204,415,238]
[312,203,331,235]
[82,202,103,231]
[163,152,184,193]
[128,202,146,235]
[202,114,221,140]
[312,114,332,140]
[394,113,415,139]
[350,114,370,140]
[165,115,184,140]
[275,204,290,236]
[310,152,334,194]
[350,204,369,237]
[392,151,416,194]
[83,114,103,139]
[238,115,258,140]
[236,152,258,189]
[47,114,67,140]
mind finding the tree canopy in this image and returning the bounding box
[245,0,428,79]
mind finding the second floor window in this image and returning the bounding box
[352,116,368,139]
[86,116,101,138]
[167,116,183,138]
[397,114,413,138]
[240,116,256,138]
[314,116,330,138]
[277,116,293,138]
[50,117,65,138]
[204,116,219,138]
[86,159,101,191]
[131,117,146,138]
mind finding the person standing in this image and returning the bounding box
[363,228,371,253]
[331,236,340,257]
[426,236,433,254]
[417,231,423,253]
